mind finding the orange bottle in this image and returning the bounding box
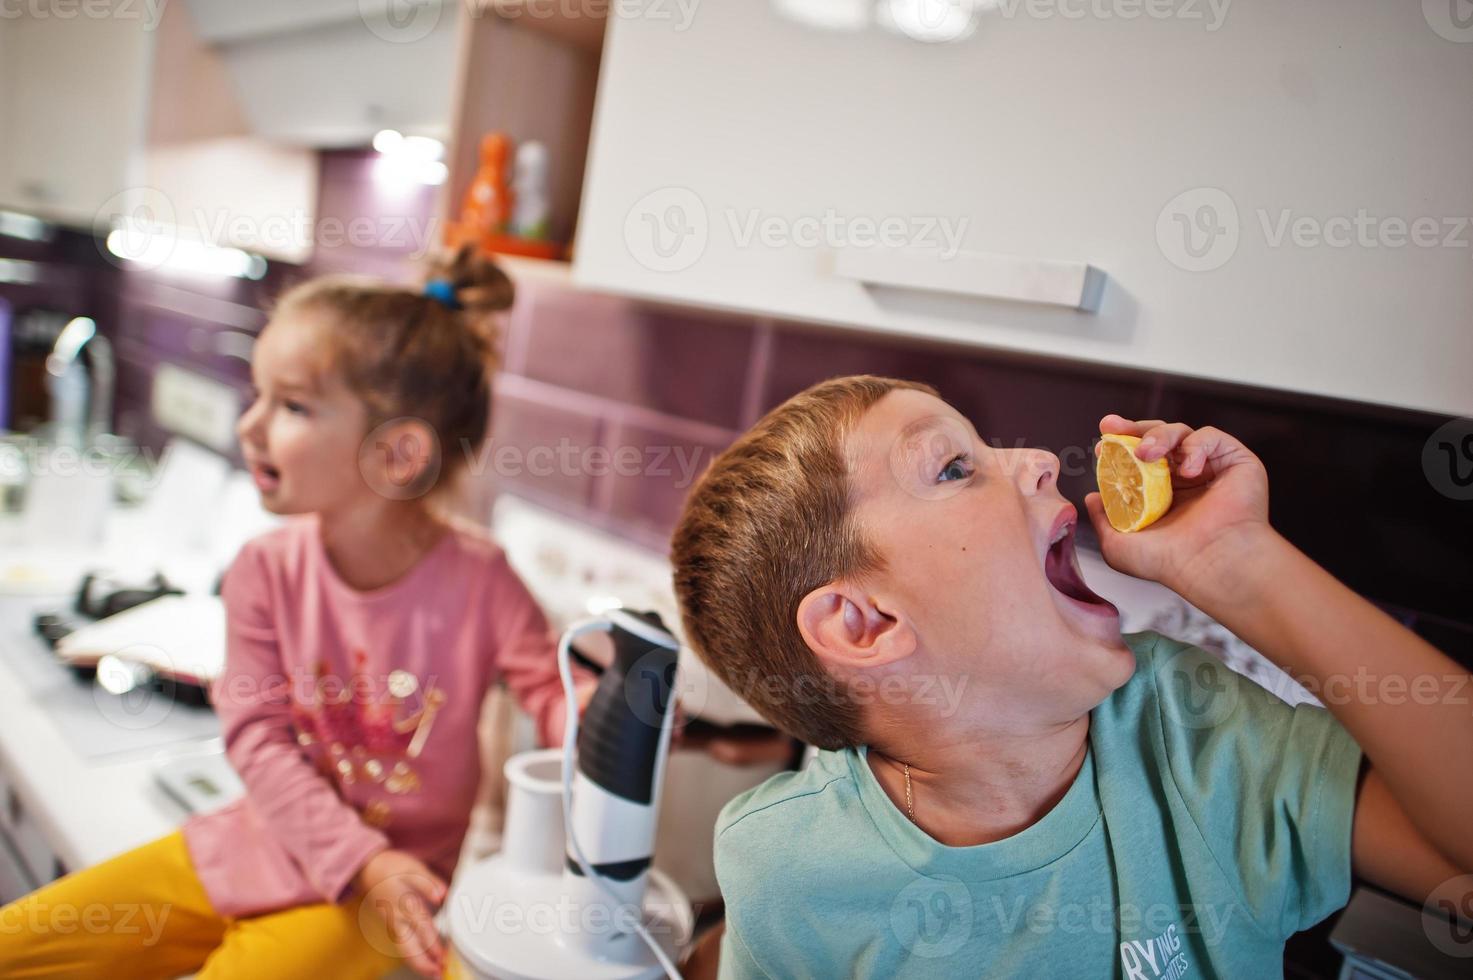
[452,133,514,247]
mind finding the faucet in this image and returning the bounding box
[45,317,115,445]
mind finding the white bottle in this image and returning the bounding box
[511,140,550,240]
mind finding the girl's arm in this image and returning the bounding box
[489,556,597,748]
[1086,418,1473,879]
[213,541,390,903]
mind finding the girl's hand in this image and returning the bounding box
[1083,416,1273,598]
[355,849,448,978]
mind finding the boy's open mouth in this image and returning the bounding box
[1044,519,1117,615]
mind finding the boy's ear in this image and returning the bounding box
[796,581,916,672]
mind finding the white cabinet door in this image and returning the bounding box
[0,11,153,227]
[575,1,1473,416]
[0,830,38,904]
[0,768,56,890]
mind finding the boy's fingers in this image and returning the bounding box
[1175,425,1247,478]
[1099,415,1163,437]
[1083,492,1104,525]
[1135,422,1194,461]
[1099,417,1200,462]
[1083,493,1116,542]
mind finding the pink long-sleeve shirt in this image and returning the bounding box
[181,515,577,918]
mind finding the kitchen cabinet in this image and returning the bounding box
[441,2,604,251]
[0,763,38,903]
[575,1,1473,416]
[0,4,317,263]
[0,11,153,227]
[0,760,58,899]
[180,0,460,148]
[0,832,36,904]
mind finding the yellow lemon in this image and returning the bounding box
[1096,434,1173,532]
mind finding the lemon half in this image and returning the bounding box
[1096,434,1173,533]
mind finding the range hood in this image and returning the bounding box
[180,0,458,147]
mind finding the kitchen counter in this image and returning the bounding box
[0,591,215,887]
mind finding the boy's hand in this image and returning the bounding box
[355,848,448,977]
[1083,415,1272,597]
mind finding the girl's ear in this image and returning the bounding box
[358,417,442,500]
[797,581,917,673]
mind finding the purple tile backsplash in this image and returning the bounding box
[597,417,732,545]
[485,383,603,511]
[516,288,755,430]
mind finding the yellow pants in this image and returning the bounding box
[0,830,400,980]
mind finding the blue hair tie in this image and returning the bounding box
[424,279,462,310]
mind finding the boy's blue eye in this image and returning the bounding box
[283,399,308,416]
[937,453,971,483]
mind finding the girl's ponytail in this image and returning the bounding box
[421,243,515,326]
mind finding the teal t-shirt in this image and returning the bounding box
[713,632,1363,979]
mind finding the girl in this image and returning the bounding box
[0,247,592,978]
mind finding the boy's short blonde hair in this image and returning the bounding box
[671,375,939,749]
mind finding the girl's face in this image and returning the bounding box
[236,313,371,515]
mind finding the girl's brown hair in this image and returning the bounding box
[271,245,514,495]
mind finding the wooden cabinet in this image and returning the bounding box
[441,2,604,252]
[574,1,1473,416]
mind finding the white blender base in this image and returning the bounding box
[446,856,693,980]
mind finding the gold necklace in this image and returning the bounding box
[903,762,915,823]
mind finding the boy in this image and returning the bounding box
[671,376,1472,978]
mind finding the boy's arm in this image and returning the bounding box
[1178,521,1473,879]
[1350,766,1468,907]
[1085,417,1473,880]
